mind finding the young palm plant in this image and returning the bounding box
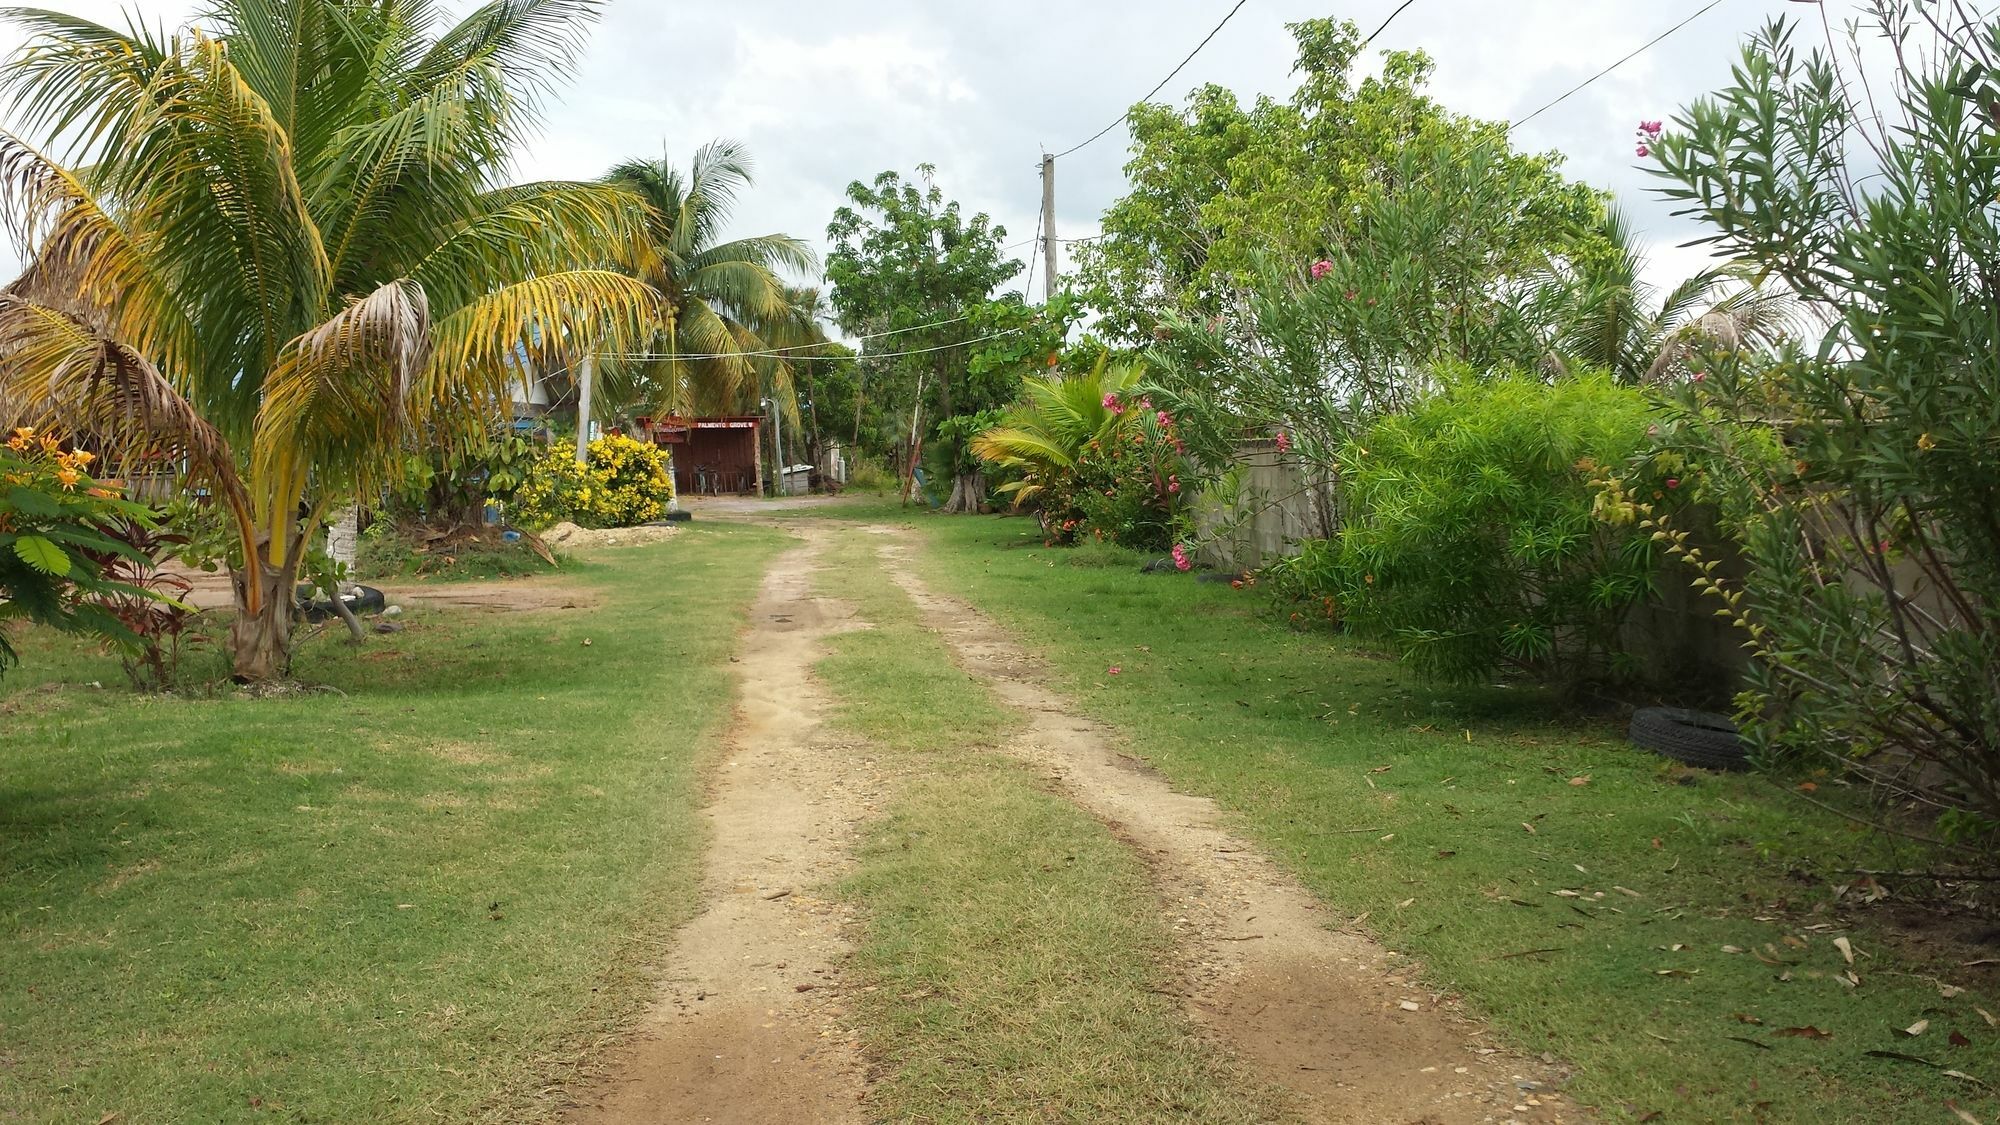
[0,0,657,680]
[600,140,819,419]
[971,360,1147,509]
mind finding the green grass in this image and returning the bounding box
[809,531,1283,1123]
[878,510,1999,1125]
[0,523,787,1124]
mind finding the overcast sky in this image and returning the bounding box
[1,0,1849,299]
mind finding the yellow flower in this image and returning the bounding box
[55,467,81,491]
[1916,432,1936,452]
[69,448,95,467]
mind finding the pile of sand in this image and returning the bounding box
[540,521,680,549]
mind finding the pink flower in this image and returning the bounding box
[1343,289,1358,302]
[1640,119,1664,136]
[1666,478,1682,490]
[1102,392,1122,411]
[1274,430,1291,453]
[1691,371,1706,383]
[1156,410,1172,427]
[1167,476,1181,493]
[1310,258,1333,280]
[1107,665,1122,676]
[1139,396,1155,411]
[1635,144,1651,158]
[1172,543,1192,571]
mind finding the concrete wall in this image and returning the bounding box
[1191,439,1337,572]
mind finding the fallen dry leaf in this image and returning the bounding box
[1399,1000,1421,1012]
[1655,968,1699,977]
[1899,1019,1930,1038]
[1834,936,1855,965]
[1522,821,1537,835]
[1732,1012,1765,1025]
[1725,1035,1773,1051]
[1944,1069,1988,1087]
[1966,959,2000,968]
[1945,1100,1983,1125]
[1951,1031,1972,1048]
[1977,1007,1997,1028]
[1775,1026,1833,1040]
[1722,945,1745,954]
[1569,775,1591,786]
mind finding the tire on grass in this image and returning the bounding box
[1628,706,1749,771]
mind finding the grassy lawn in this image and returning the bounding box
[829,503,1999,1125]
[0,523,786,1123]
[808,530,1284,1123]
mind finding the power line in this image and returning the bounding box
[609,327,1031,364]
[607,311,981,363]
[1050,0,1251,160]
[1511,0,1730,129]
[1023,199,1044,300]
[1363,0,1420,45]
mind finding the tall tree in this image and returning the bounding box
[825,165,1021,431]
[600,140,819,419]
[0,0,655,680]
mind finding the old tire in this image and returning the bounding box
[1629,707,1748,771]
[296,583,386,622]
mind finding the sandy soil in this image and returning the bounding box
[868,528,1573,1125]
[565,529,875,1125]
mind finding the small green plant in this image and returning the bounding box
[1330,372,1662,686]
[509,435,674,530]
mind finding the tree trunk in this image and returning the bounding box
[229,553,302,683]
[942,471,986,514]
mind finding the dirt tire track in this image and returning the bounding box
[870,529,1572,1125]
[567,529,874,1124]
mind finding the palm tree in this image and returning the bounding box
[971,360,1148,510]
[600,141,820,420]
[1556,208,1804,384]
[0,0,657,680]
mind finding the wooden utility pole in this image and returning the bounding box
[1040,153,1058,300]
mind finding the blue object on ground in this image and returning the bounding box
[501,530,522,543]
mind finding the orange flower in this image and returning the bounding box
[55,467,81,490]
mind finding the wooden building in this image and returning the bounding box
[641,415,763,496]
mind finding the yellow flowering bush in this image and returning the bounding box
[1,428,161,677]
[509,434,674,530]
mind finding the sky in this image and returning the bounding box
[0,0,1855,300]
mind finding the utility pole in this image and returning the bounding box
[1040,153,1058,301]
[769,396,785,496]
[574,352,594,466]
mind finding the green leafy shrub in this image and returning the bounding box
[387,432,535,528]
[509,435,674,530]
[1635,6,2000,852]
[0,428,163,677]
[1330,373,1660,686]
